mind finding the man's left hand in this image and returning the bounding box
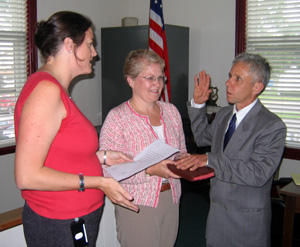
[175,154,208,171]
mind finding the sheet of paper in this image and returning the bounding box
[291,173,300,185]
[105,140,179,181]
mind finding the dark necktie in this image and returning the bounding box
[223,113,236,150]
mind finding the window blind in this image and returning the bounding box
[246,0,300,148]
[0,0,28,147]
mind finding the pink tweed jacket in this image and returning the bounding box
[99,100,187,207]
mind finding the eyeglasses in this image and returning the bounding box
[138,75,167,84]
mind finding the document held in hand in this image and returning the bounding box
[105,140,179,181]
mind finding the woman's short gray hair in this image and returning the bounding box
[123,49,165,82]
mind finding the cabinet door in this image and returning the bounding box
[165,25,189,119]
[101,26,148,120]
[101,25,189,121]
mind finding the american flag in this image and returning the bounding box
[148,0,171,102]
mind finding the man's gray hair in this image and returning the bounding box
[233,53,271,91]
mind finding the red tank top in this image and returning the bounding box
[14,72,104,219]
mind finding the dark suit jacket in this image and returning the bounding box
[188,100,286,247]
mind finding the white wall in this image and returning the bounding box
[0,154,24,212]
[0,0,299,246]
[126,0,235,106]
[36,0,235,121]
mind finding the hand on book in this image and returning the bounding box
[146,159,181,179]
[175,154,208,171]
[169,153,214,182]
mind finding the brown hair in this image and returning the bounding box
[34,11,92,63]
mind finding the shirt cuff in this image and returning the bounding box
[191,98,206,108]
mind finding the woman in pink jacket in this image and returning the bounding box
[99,49,187,247]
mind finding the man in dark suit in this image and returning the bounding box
[176,53,286,247]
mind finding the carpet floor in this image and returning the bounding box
[174,180,210,247]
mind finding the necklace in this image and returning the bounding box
[39,65,72,99]
[129,99,160,119]
[40,64,71,96]
[129,99,152,116]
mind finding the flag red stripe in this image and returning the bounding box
[149,0,171,102]
[149,19,163,35]
[149,39,164,57]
